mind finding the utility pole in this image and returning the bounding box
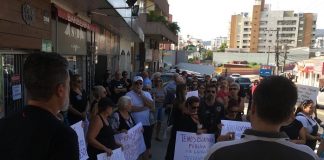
[275,29,280,75]
[282,44,287,73]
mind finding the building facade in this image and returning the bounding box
[228,0,317,53]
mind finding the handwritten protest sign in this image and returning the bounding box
[174,131,215,160]
[186,90,199,99]
[221,120,251,139]
[296,84,319,106]
[71,121,89,160]
[114,123,146,160]
[97,148,125,160]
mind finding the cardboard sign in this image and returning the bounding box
[174,131,215,160]
[114,123,146,160]
[296,84,319,105]
[186,90,199,99]
[71,121,89,160]
[97,148,125,160]
[221,120,251,139]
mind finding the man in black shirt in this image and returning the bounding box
[121,71,132,91]
[198,84,224,137]
[0,52,79,160]
[109,71,127,103]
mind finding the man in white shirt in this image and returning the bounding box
[126,76,154,159]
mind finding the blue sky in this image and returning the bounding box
[168,0,324,40]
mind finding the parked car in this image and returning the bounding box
[230,73,241,78]
[317,88,324,108]
[234,77,252,94]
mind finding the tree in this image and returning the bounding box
[217,43,228,52]
[168,22,180,34]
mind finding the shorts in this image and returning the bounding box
[155,106,165,122]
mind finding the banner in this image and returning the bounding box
[221,120,251,139]
[70,121,89,160]
[296,84,319,106]
[97,148,125,160]
[114,123,146,160]
[174,131,215,160]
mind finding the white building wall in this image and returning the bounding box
[119,37,132,72]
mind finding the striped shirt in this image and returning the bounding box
[205,129,319,160]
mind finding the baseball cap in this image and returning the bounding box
[133,76,143,82]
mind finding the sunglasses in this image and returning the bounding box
[135,82,143,85]
[206,90,216,93]
[302,100,313,106]
[229,88,238,90]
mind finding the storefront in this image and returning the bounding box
[0,0,51,118]
[51,5,97,93]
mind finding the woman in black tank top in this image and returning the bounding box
[111,96,136,133]
[87,98,122,160]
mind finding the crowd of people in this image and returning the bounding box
[0,52,323,160]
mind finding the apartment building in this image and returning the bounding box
[228,0,317,53]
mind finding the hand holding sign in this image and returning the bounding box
[97,148,125,160]
[221,120,251,140]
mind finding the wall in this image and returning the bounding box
[0,0,51,49]
[119,37,132,72]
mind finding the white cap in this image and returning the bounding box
[133,76,143,82]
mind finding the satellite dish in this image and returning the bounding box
[315,51,321,57]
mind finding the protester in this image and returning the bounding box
[295,99,321,150]
[181,71,188,84]
[280,109,306,144]
[142,71,152,87]
[126,76,154,159]
[87,98,122,160]
[205,76,318,160]
[216,79,229,109]
[204,75,211,86]
[151,79,166,141]
[168,84,188,127]
[68,74,89,125]
[109,71,127,104]
[151,72,162,88]
[190,79,199,91]
[90,85,107,120]
[199,84,225,137]
[102,70,112,97]
[110,96,136,133]
[228,82,244,116]
[198,84,206,99]
[0,53,79,159]
[224,99,243,121]
[165,96,205,160]
[121,71,132,92]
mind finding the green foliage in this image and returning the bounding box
[202,50,213,60]
[168,22,180,34]
[147,11,180,34]
[248,62,260,68]
[217,43,228,52]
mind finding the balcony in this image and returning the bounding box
[139,13,178,43]
[154,0,169,16]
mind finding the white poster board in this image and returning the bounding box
[186,90,199,99]
[114,123,146,160]
[296,84,319,105]
[174,131,215,160]
[221,120,251,139]
[71,121,89,160]
[97,148,125,160]
[12,84,22,100]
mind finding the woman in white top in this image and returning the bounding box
[295,99,321,150]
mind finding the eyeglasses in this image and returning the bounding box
[206,90,216,93]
